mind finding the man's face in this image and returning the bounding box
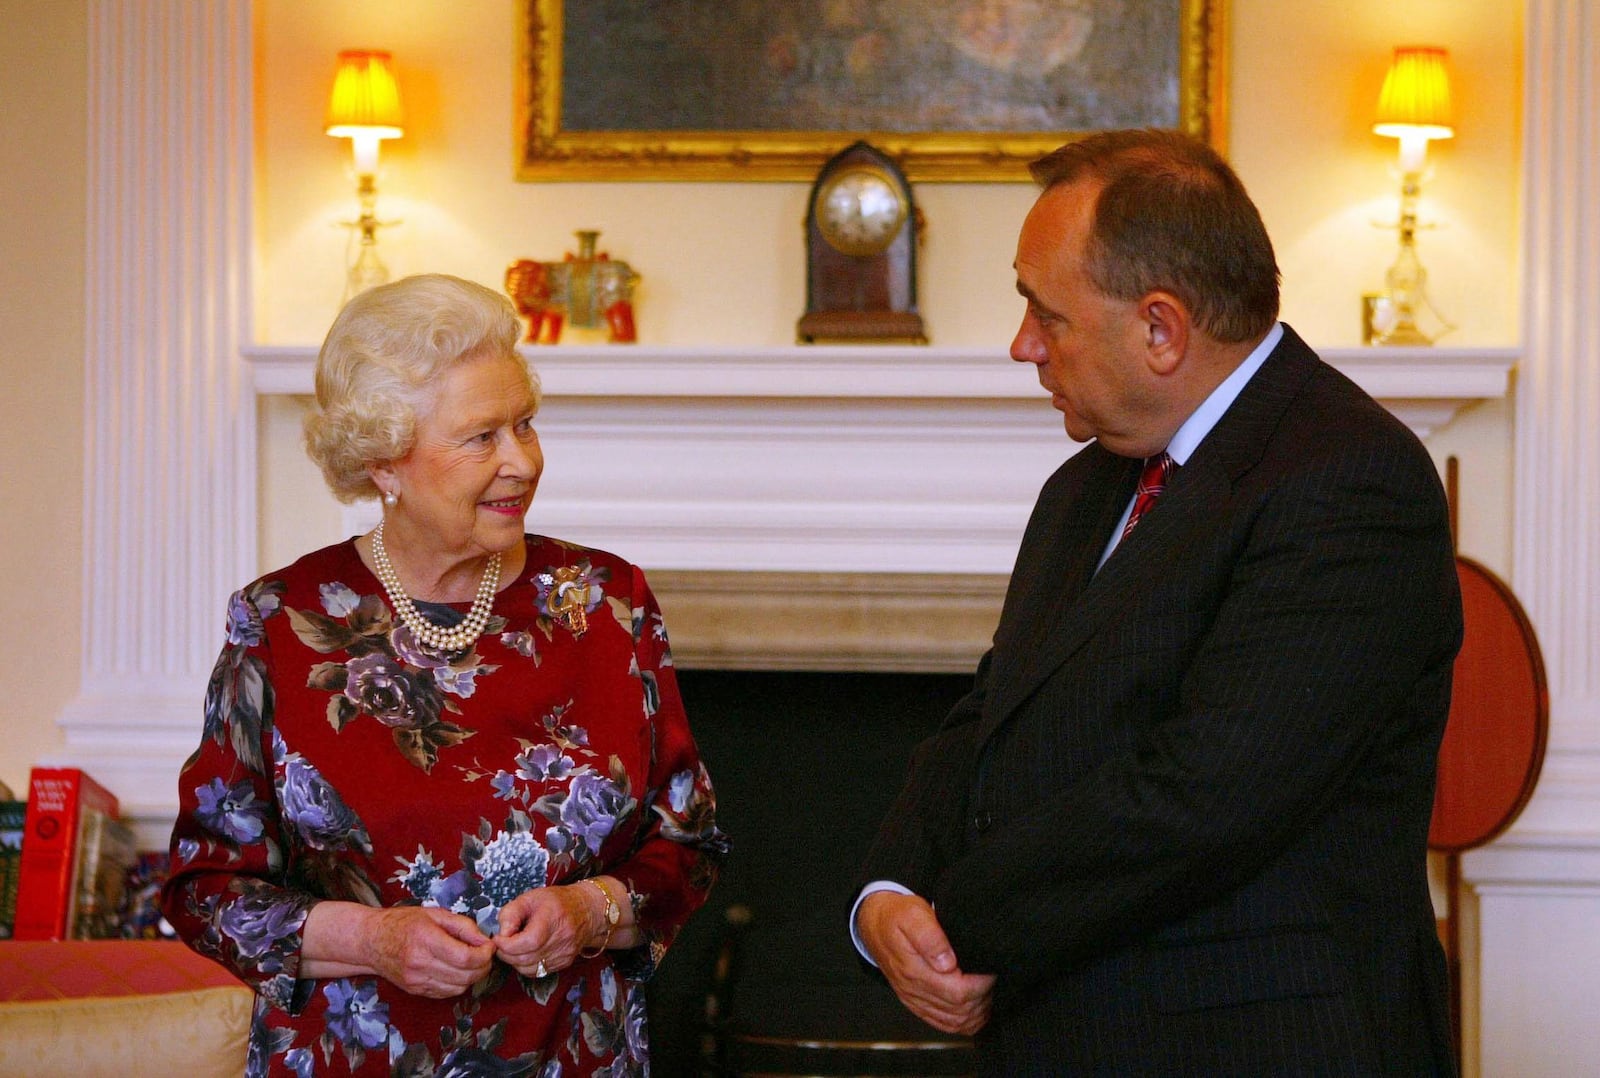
[1009,180,1152,452]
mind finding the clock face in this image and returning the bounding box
[815,166,909,257]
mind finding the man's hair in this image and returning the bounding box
[1029,129,1280,342]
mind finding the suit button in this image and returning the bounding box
[973,811,993,833]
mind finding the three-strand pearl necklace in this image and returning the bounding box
[370,519,501,652]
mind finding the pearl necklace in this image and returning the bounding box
[370,519,501,652]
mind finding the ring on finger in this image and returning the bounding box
[535,959,549,978]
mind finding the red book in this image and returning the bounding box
[12,767,120,940]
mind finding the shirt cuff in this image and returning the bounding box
[849,880,914,967]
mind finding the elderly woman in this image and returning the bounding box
[164,274,726,1076]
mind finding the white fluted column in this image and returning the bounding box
[1463,0,1600,1074]
[1511,0,1600,803]
[53,0,255,838]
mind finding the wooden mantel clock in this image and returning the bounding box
[797,141,926,344]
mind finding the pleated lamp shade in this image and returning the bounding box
[1373,46,1455,141]
[326,50,404,140]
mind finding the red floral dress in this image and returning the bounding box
[163,536,726,1076]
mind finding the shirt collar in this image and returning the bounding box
[1162,322,1283,466]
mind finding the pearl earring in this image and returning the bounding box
[383,490,399,508]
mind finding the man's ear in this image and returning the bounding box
[1140,292,1189,377]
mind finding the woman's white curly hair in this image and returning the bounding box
[303,273,536,504]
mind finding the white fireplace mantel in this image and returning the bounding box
[246,342,1513,577]
[246,341,1513,414]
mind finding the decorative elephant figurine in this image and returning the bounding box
[504,258,566,345]
[506,231,640,345]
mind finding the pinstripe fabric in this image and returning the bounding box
[859,327,1460,1076]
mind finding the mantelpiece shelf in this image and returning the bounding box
[245,344,1514,424]
[244,340,1518,613]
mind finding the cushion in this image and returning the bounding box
[0,939,243,1001]
[0,985,253,1077]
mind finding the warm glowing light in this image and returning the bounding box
[326,50,404,174]
[1368,46,1455,345]
[1373,46,1454,171]
[325,50,405,299]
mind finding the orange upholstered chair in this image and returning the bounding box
[0,940,251,1077]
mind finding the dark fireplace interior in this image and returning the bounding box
[645,668,978,1077]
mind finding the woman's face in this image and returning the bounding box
[374,349,542,564]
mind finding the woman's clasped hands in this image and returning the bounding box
[308,904,495,1000]
[305,879,624,1001]
[494,880,617,980]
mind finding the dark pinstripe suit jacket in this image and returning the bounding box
[860,327,1462,1075]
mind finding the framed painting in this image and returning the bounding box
[517,0,1227,182]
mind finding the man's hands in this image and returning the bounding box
[856,891,995,1036]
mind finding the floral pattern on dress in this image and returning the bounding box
[202,578,285,774]
[249,994,555,1078]
[463,701,640,874]
[288,581,505,772]
[165,537,726,1076]
[392,810,550,937]
[275,729,383,908]
[320,978,390,1070]
[198,876,313,1015]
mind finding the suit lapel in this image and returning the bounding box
[982,448,1137,732]
[1190,326,1321,485]
[985,447,1152,681]
[977,327,1324,746]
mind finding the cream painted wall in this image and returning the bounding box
[255,0,1042,346]
[1231,0,1523,350]
[1227,0,1521,573]
[0,1,86,796]
[256,0,1521,576]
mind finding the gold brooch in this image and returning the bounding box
[547,566,590,637]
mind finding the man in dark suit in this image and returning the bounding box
[852,129,1462,1075]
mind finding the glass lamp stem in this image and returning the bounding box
[1379,170,1432,345]
[344,171,389,301]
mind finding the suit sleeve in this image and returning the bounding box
[929,437,1461,992]
[854,651,990,899]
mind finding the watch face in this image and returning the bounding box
[816,166,908,257]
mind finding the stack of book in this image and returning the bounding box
[8,767,141,941]
[0,777,21,938]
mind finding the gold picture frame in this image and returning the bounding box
[517,0,1228,183]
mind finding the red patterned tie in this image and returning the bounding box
[1121,452,1176,540]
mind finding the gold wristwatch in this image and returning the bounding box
[582,878,620,956]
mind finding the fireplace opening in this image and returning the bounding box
[646,667,978,1076]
